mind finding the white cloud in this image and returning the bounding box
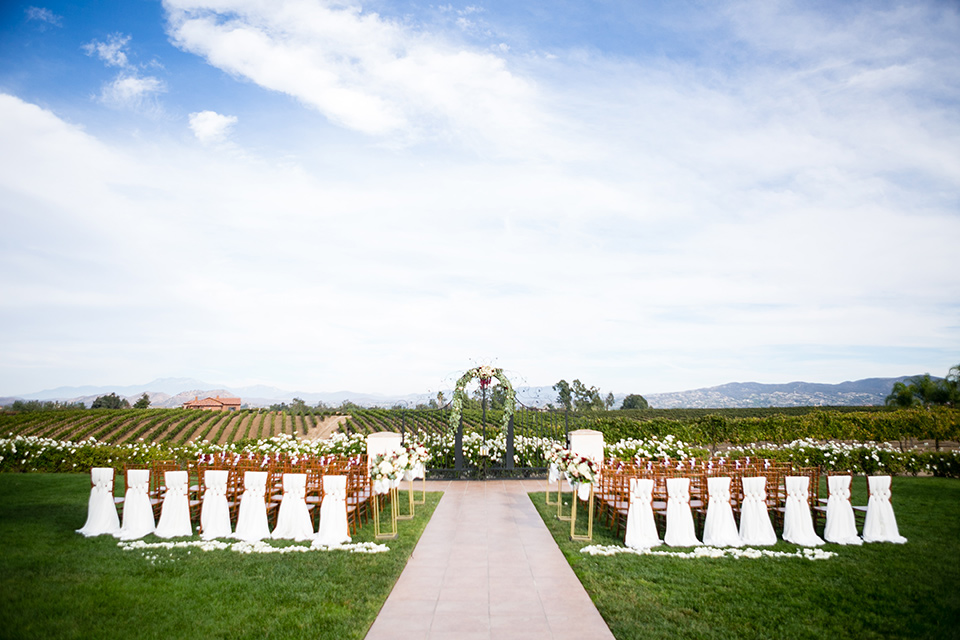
[98,74,166,109]
[83,33,132,68]
[162,0,545,152]
[83,34,167,111]
[188,110,238,143]
[25,6,62,27]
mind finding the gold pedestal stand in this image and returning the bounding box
[373,487,399,540]
[412,475,426,506]
[546,475,560,506]
[569,483,594,541]
[557,479,572,522]
[397,480,415,520]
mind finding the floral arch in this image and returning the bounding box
[448,365,516,433]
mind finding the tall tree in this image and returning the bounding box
[571,379,604,411]
[133,393,151,409]
[604,392,616,410]
[620,394,649,410]
[91,393,129,409]
[553,380,572,411]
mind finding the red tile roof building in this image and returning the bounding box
[182,395,241,411]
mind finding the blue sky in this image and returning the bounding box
[1,0,958,398]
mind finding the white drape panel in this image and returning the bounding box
[624,478,662,549]
[77,467,121,537]
[738,476,777,546]
[154,470,193,538]
[548,463,560,484]
[702,476,742,547]
[664,477,702,547]
[862,475,907,544]
[314,475,350,547]
[824,475,862,545]
[782,476,824,547]
[200,469,232,540]
[115,469,155,540]
[403,462,425,482]
[233,471,271,542]
[272,473,314,541]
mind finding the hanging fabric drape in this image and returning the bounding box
[781,476,824,547]
[314,475,350,547]
[154,470,193,538]
[702,476,742,547]
[77,467,121,537]
[624,478,662,549]
[200,469,232,540]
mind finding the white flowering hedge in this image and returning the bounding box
[2,431,957,477]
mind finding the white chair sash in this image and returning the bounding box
[154,470,193,538]
[738,476,777,546]
[77,467,121,537]
[313,475,350,547]
[200,469,232,540]
[624,478,662,549]
[824,475,862,545]
[862,475,907,544]
[233,471,271,542]
[115,469,155,540]
[782,476,824,547]
[664,477,702,547]
[272,473,314,541]
[702,476,742,547]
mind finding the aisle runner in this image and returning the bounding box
[365,480,614,640]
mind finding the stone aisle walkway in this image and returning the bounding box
[364,480,615,640]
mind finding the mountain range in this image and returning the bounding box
[0,375,918,409]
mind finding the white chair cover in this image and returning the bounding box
[624,478,662,549]
[200,469,232,540]
[782,476,824,547]
[77,467,121,537]
[115,469,155,540]
[233,471,271,542]
[738,476,777,546]
[272,473,314,541]
[862,475,907,544]
[824,475,862,545]
[154,470,193,538]
[314,475,351,546]
[664,477,702,547]
[702,476,742,547]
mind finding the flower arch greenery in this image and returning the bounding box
[448,365,516,433]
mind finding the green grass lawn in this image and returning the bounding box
[531,477,960,640]
[0,474,439,640]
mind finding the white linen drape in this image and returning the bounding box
[782,476,824,547]
[702,476,742,547]
[664,477,702,547]
[403,462,425,482]
[624,478,662,549]
[200,469,232,540]
[738,476,777,546]
[272,473,314,541]
[862,475,907,544]
[154,470,193,538]
[115,469,155,540]
[233,471,271,542]
[823,475,862,545]
[77,467,121,537]
[313,475,350,546]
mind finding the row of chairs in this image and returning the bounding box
[76,454,373,543]
[589,458,906,547]
[595,458,818,539]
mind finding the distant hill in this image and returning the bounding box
[643,377,917,409]
[1,375,919,409]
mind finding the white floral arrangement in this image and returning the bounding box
[403,443,430,481]
[447,365,516,433]
[556,449,600,486]
[370,450,409,494]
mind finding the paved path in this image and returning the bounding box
[365,480,615,640]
